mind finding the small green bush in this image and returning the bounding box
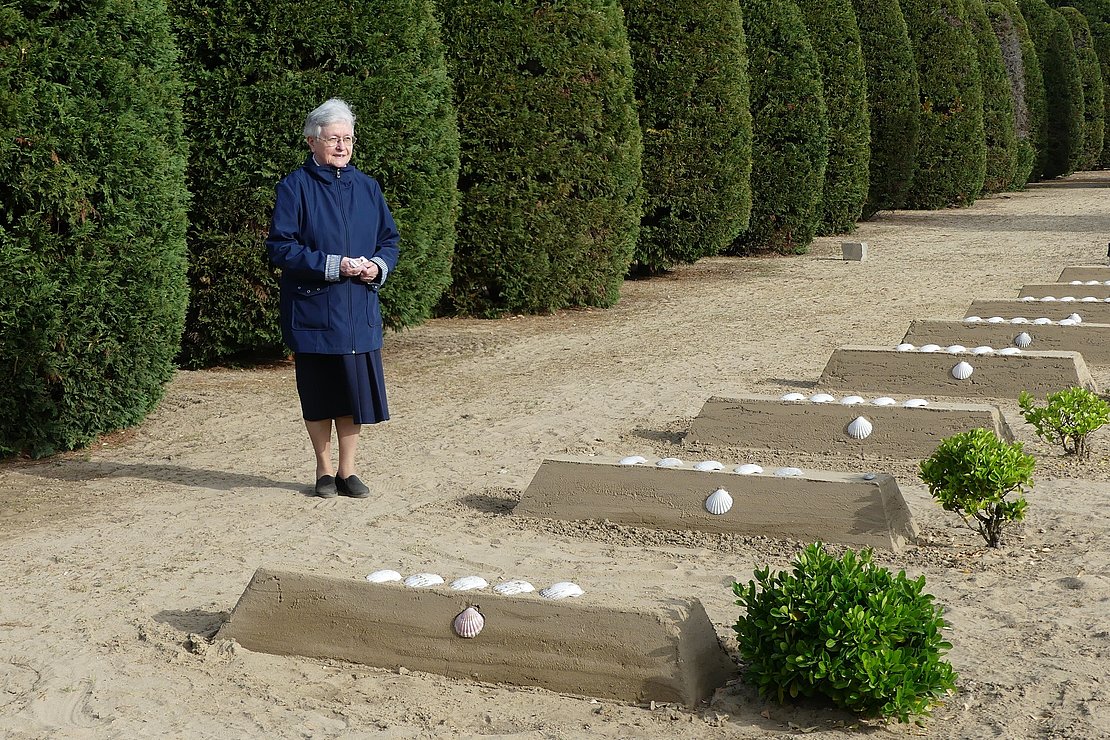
[1059,7,1106,169]
[919,428,1034,548]
[1019,387,1110,459]
[733,543,958,723]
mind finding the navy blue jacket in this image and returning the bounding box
[266,157,400,355]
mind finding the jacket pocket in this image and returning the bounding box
[366,289,382,328]
[291,283,331,330]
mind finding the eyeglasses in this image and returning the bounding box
[316,135,356,147]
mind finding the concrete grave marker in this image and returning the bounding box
[965,299,1110,324]
[903,319,1110,365]
[1018,283,1110,300]
[1058,266,1110,282]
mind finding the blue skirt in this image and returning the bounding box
[294,351,390,425]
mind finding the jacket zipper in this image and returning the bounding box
[337,169,356,354]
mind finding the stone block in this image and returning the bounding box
[841,241,867,261]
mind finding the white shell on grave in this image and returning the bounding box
[1013,332,1032,348]
[656,457,684,468]
[809,393,836,403]
[780,392,807,401]
[450,576,489,591]
[965,316,983,323]
[972,346,995,355]
[846,416,873,440]
[1059,318,1078,326]
[840,395,865,405]
[1082,296,1100,302]
[1010,317,1029,324]
[871,397,897,406]
[862,472,878,481]
[951,361,974,380]
[734,463,763,475]
[1040,296,1057,302]
[1021,296,1036,302]
[493,580,535,596]
[987,316,1007,323]
[998,347,1022,355]
[705,488,734,515]
[1067,313,1082,323]
[903,398,929,408]
[895,343,916,352]
[693,460,724,472]
[774,467,804,477]
[919,344,941,352]
[619,455,647,466]
[539,582,585,600]
[366,570,403,584]
[946,345,968,354]
[404,573,445,588]
[1070,280,1083,284]
[1060,296,1076,302]
[453,606,485,638]
[1033,318,1054,325]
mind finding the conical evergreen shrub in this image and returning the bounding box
[796,0,870,233]
[732,0,828,253]
[171,0,459,366]
[849,0,920,217]
[439,0,642,316]
[1060,7,1106,168]
[1021,0,1085,177]
[623,0,752,273]
[902,0,987,207]
[0,0,189,458]
[1049,0,1110,166]
[996,0,1049,184]
[968,0,1022,192]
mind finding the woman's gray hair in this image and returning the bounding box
[303,98,356,138]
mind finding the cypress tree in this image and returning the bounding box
[997,0,1049,184]
[439,0,642,316]
[849,0,921,218]
[1060,6,1106,168]
[0,0,189,457]
[968,0,1022,192]
[795,0,870,233]
[1049,0,1110,166]
[732,0,828,253]
[171,0,459,366]
[1021,0,1085,176]
[623,0,752,273]
[902,0,988,207]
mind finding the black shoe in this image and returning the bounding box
[315,475,338,498]
[337,474,370,498]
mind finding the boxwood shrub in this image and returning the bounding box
[1059,7,1106,169]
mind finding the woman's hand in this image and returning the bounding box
[359,262,380,283]
[339,256,366,277]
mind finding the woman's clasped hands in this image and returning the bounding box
[340,256,380,283]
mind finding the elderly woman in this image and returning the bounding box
[266,98,400,499]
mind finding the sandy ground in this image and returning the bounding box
[2,173,1110,739]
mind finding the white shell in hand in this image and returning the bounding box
[539,582,584,600]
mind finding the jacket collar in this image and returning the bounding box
[303,155,355,183]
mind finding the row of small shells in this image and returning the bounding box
[779,392,930,407]
[1068,280,1110,285]
[965,315,1082,325]
[366,570,584,600]
[1020,295,1110,302]
[895,341,1027,354]
[621,456,806,476]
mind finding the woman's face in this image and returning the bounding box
[308,121,355,168]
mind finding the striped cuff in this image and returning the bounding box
[325,254,341,282]
[370,256,389,286]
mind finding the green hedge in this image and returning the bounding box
[1049,0,1110,167]
[732,0,828,253]
[1060,7,1106,169]
[439,0,642,316]
[849,0,921,217]
[987,1,1043,186]
[796,0,870,233]
[623,0,752,272]
[171,0,459,366]
[1022,0,1085,177]
[0,0,189,458]
[968,0,1021,192]
[902,0,987,208]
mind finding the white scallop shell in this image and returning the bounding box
[693,460,724,472]
[946,345,967,354]
[951,361,974,380]
[1067,313,1082,323]
[780,392,806,401]
[903,398,929,408]
[705,488,733,515]
[450,576,489,591]
[1020,296,1036,302]
[366,569,402,584]
[1010,317,1029,324]
[539,582,584,600]
[453,606,484,638]
[895,343,915,352]
[404,573,445,588]
[809,393,836,403]
[774,467,804,477]
[919,344,941,352]
[987,316,1007,323]
[862,472,878,481]
[1070,280,1082,284]
[964,315,983,322]
[1060,296,1075,302]
[656,457,684,468]
[493,580,535,596]
[1082,296,1100,302]
[619,455,647,466]
[1059,318,1078,326]
[971,346,995,355]
[846,416,873,440]
[871,397,897,406]
[997,347,1022,355]
[1013,332,1032,348]
[734,463,763,475]
[1040,296,1057,302]
[1033,318,1054,325]
[840,395,865,405]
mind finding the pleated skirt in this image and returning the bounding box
[294,351,390,425]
